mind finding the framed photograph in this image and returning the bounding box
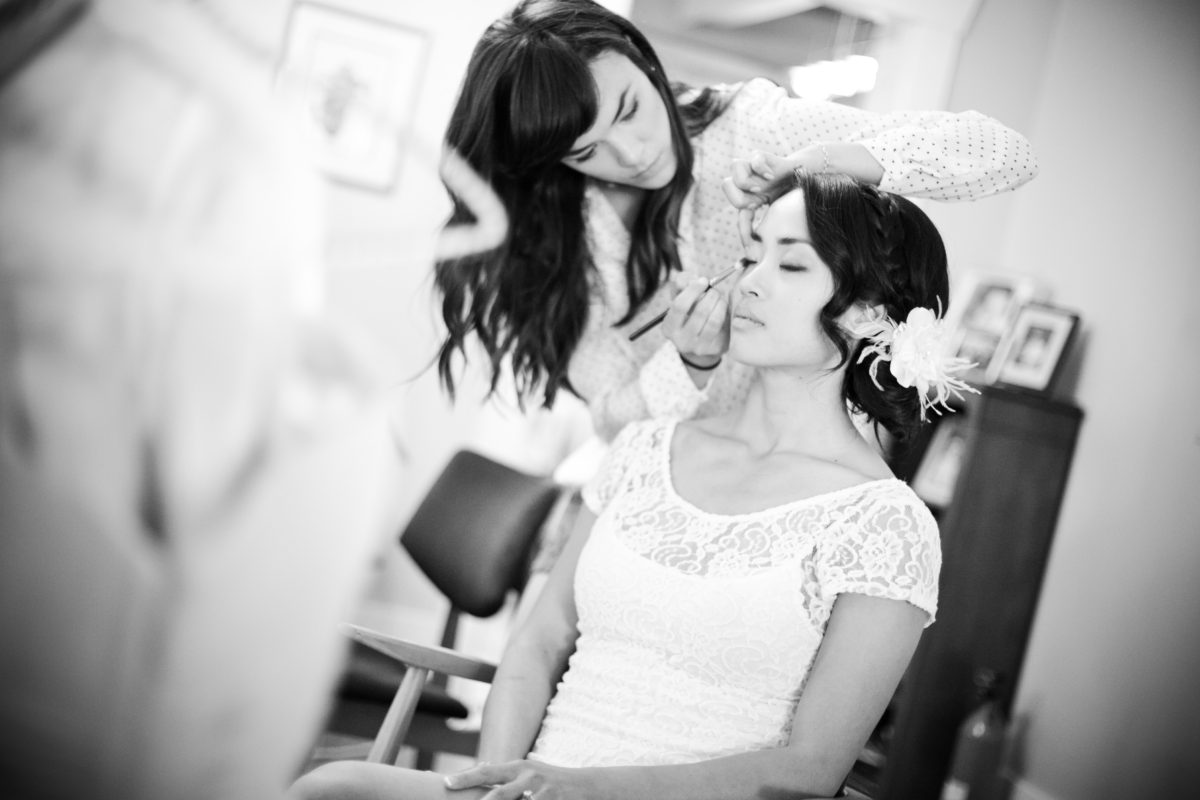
[947,271,1046,385]
[276,1,429,192]
[911,416,970,507]
[992,303,1081,395]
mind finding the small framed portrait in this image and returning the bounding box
[276,1,430,192]
[947,271,1046,384]
[993,303,1081,395]
[960,281,1019,338]
[912,417,970,508]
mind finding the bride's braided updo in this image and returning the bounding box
[793,171,951,441]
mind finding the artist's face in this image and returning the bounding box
[559,51,677,190]
[730,189,852,373]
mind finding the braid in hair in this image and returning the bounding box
[842,185,926,441]
[861,185,911,311]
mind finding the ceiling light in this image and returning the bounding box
[788,54,878,100]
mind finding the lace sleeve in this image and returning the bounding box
[817,486,942,626]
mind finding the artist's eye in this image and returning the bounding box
[569,147,596,164]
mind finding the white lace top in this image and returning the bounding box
[528,419,941,768]
[567,78,1039,440]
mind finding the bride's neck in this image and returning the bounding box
[729,371,863,458]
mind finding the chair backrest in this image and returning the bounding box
[400,450,562,619]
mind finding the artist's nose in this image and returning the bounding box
[610,131,642,168]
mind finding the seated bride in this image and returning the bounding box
[289,169,976,800]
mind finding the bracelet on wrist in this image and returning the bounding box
[680,352,721,371]
[792,144,831,182]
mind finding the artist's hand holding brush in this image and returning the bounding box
[655,269,737,384]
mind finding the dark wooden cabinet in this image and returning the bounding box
[849,386,1084,799]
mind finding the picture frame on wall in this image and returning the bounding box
[992,302,1080,395]
[276,1,429,192]
[947,270,1046,385]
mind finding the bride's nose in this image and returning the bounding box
[737,259,765,296]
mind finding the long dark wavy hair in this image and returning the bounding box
[794,171,952,442]
[434,0,732,407]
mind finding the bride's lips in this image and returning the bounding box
[731,307,764,327]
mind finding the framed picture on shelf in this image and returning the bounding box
[911,417,970,508]
[992,302,1081,395]
[276,1,429,192]
[947,271,1046,385]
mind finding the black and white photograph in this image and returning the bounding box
[1,1,1195,800]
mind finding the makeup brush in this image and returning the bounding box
[627,261,743,341]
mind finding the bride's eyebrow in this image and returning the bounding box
[565,87,630,159]
[747,229,812,246]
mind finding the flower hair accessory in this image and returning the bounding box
[850,304,980,420]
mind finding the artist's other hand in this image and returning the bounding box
[723,145,840,211]
[722,149,798,210]
[663,277,730,369]
[444,759,598,800]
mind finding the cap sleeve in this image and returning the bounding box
[817,483,942,626]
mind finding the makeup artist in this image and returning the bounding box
[433,0,1038,442]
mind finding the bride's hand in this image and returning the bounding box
[443,759,595,800]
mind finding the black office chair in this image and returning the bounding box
[325,449,567,768]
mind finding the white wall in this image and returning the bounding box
[927,0,1200,796]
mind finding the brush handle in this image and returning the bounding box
[626,263,741,342]
[627,309,669,341]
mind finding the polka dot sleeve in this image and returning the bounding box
[568,317,710,443]
[728,78,1039,201]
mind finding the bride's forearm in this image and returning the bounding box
[475,648,560,763]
